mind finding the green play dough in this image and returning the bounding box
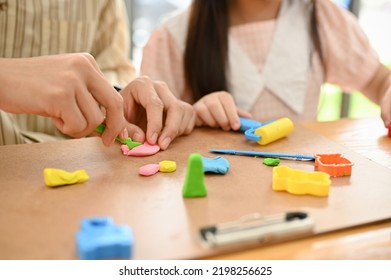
[95,123,141,149]
[263,158,280,166]
[182,153,207,198]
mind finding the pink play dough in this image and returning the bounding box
[139,164,160,176]
[121,142,160,156]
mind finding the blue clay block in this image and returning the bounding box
[76,216,133,260]
[202,156,230,174]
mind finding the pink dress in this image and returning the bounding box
[141,0,379,121]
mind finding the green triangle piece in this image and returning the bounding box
[182,153,207,198]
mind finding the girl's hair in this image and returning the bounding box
[184,0,229,102]
[184,0,322,101]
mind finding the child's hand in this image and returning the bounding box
[193,91,252,131]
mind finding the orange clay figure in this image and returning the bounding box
[315,154,353,177]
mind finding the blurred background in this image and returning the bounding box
[123,0,391,121]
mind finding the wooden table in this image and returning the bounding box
[209,117,391,260]
[1,117,390,260]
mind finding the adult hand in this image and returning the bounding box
[120,76,195,150]
[193,91,252,131]
[0,53,127,146]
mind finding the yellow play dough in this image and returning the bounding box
[44,168,89,187]
[159,160,176,173]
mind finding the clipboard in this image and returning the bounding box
[199,212,314,247]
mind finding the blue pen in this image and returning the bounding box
[209,149,315,161]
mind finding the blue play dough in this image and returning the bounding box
[202,156,230,174]
[239,117,264,131]
[76,216,133,260]
[239,117,275,132]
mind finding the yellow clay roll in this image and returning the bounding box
[255,117,294,145]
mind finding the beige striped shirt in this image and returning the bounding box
[0,0,136,145]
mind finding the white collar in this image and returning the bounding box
[164,0,312,114]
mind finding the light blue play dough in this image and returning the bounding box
[202,156,230,174]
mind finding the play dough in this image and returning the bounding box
[138,164,160,176]
[44,168,89,187]
[121,142,160,156]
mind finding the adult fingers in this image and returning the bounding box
[74,85,106,137]
[46,84,93,138]
[158,102,194,150]
[122,76,164,144]
[153,81,194,149]
[124,122,146,143]
[81,55,126,146]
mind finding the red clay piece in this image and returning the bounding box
[315,154,353,177]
